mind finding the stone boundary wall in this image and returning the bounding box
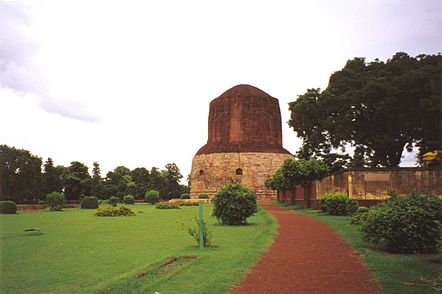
[277,168,441,208]
[315,168,442,200]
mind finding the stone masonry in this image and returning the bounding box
[190,84,293,199]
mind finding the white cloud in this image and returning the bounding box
[1,0,441,178]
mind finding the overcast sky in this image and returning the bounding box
[1,0,441,180]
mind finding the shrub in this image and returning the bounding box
[180,193,190,199]
[0,201,17,214]
[95,205,135,217]
[350,207,370,225]
[80,196,99,209]
[212,184,257,225]
[185,217,211,247]
[46,192,65,211]
[319,193,358,215]
[123,195,135,204]
[361,193,442,253]
[156,203,180,209]
[108,196,118,207]
[198,193,209,199]
[179,202,199,206]
[145,190,160,204]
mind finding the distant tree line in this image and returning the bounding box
[0,144,189,203]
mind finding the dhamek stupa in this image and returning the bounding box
[190,84,293,199]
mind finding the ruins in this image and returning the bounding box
[190,84,293,199]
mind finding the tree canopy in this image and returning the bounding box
[0,144,188,202]
[265,158,329,190]
[289,52,442,169]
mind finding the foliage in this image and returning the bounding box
[46,192,65,211]
[80,196,99,209]
[361,193,442,253]
[266,158,329,190]
[145,190,160,204]
[180,193,190,199]
[319,193,358,215]
[350,207,370,225]
[0,201,17,214]
[185,217,211,247]
[179,202,199,206]
[289,53,442,169]
[198,193,209,199]
[42,158,64,195]
[123,194,135,204]
[0,145,44,202]
[156,203,180,209]
[108,196,118,207]
[160,163,184,200]
[212,184,257,225]
[129,167,150,199]
[61,161,91,200]
[95,205,135,217]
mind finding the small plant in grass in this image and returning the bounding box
[81,196,99,209]
[319,193,358,215]
[156,203,180,209]
[46,192,65,211]
[123,195,135,204]
[180,193,190,199]
[198,193,209,199]
[185,217,211,247]
[212,183,257,225]
[108,196,118,207]
[361,192,442,253]
[96,205,135,217]
[145,190,160,204]
[0,201,17,214]
[350,206,370,225]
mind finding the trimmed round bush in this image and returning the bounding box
[361,193,442,253]
[81,196,99,209]
[46,192,65,211]
[198,193,209,199]
[212,184,257,225]
[108,196,118,207]
[145,190,160,204]
[0,201,17,214]
[123,194,135,204]
[96,205,135,217]
[319,193,358,215]
[180,193,190,199]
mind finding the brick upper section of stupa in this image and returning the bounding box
[196,84,291,155]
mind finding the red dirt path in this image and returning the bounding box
[231,201,381,294]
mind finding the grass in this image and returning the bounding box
[275,202,442,294]
[0,204,276,294]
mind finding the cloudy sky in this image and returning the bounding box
[1,0,441,179]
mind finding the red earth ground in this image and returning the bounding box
[231,201,381,294]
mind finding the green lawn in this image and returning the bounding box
[275,202,442,294]
[0,204,276,294]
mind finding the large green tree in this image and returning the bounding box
[289,52,442,169]
[42,158,64,195]
[61,161,91,200]
[0,145,43,201]
[160,163,184,200]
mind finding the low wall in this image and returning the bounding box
[278,168,441,207]
[315,168,442,200]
